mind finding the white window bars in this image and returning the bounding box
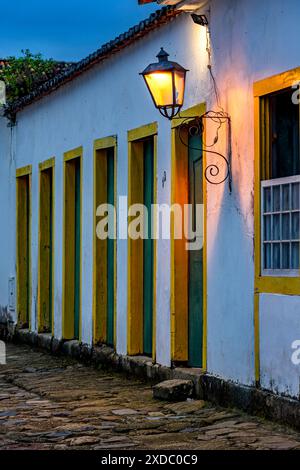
[261,175,300,276]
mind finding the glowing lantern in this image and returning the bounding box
[140,48,188,119]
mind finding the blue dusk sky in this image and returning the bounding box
[0,1,161,61]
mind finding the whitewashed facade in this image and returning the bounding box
[0,0,300,401]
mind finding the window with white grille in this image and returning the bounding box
[260,87,300,276]
[261,176,300,275]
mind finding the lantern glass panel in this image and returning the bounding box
[174,70,185,106]
[144,71,174,107]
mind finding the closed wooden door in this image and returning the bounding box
[17,174,30,327]
[188,134,203,367]
[39,167,53,332]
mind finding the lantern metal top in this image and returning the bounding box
[140,48,188,76]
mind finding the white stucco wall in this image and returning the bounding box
[206,0,300,386]
[0,117,16,323]
[260,294,300,399]
[0,0,299,396]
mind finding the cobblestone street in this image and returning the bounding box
[0,343,300,450]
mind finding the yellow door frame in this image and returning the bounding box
[93,136,117,347]
[127,122,157,360]
[254,67,300,382]
[38,157,55,334]
[170,103,207,370]
[16,165,32,329]
[62,147,83,340]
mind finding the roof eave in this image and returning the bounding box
[5,5,182,117]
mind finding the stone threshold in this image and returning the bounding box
[1,324,300,431]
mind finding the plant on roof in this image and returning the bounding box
[0,49,71,103]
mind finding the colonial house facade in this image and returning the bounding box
[0,0,300,408]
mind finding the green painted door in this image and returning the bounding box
[188,134,203,367]
[74,160,81,339]
[143,139,154,356]
[25,176,30,326]
[107,148,115,346]
[49,169,53,331]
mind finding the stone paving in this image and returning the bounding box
[1,343,300,450]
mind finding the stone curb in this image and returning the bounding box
[1,323,300,430]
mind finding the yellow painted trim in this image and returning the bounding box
[127,122,158,358]
[254,69,300,296]
[64,146,83,162]
[94,136,117,151]
[253,67,300,383]
[39,157,55,171]
[254,67,300,97]
[255,277,300,295]
[171,103,206,129]
[62,147,83,341]
[16,170,32,329]
[93,136,118,348]
[37,159,55,334]
[170,103,207,370]
[16,165,32,177]
[128,122,158,142]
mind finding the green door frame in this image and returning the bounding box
[188,133,203,367]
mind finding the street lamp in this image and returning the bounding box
[140,48,188,119]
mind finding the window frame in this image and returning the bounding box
[254,67,300,295]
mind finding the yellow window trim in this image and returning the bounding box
[93,136,118,347]
[171,103,206,129]
[254,67,300,383]
[94,136,117,151]
[128,122,158,142]
[127,122,157,361]
[170,103,207,371]
[254,67,300,98]
[62,147,83,341]
[38,158,55,334]
[39,157,55,171]
[16,165,32,177]
[254,67,300,296]
[64,146,83,162]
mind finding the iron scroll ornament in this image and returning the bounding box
[174,110,232,191]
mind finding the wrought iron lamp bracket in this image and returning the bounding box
[173,111,232,192]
